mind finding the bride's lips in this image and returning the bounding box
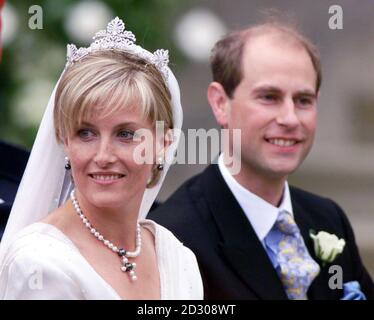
[88,172,126,185]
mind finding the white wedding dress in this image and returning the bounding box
[0,220,203,300]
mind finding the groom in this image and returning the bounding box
[149,21,374,299]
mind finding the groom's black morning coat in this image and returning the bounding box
[148,165,374,300]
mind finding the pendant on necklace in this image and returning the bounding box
[119,249,137,281]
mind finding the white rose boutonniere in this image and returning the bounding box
[310,231,346,266]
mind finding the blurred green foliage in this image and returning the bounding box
[0,0,190,149]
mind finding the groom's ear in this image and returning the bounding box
[207,82,230,128]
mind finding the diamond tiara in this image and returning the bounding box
[65,17,169,79]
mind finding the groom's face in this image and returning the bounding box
[226,34,318,180]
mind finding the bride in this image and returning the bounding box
[0,17,203,299]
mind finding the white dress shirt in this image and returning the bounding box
[217,153,294,243]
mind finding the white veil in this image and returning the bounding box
[0,24,183,261]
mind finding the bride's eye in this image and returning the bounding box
[77,128,95,140]
[118,130,135,141]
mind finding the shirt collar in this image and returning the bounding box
[218,153,293,241]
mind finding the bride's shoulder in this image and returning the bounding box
[2,222,78,266]
[141,219,182,244]
[0,222,84,299]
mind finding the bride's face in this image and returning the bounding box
[64,105,157,210]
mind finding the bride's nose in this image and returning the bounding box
[93,137,117,167]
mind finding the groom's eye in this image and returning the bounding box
[259,93,280,104]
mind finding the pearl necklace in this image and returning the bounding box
[70,189,141,281]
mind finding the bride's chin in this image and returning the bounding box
[91,198,124,209]
[79,192,120,208]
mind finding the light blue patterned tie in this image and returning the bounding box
[274,210,320,300]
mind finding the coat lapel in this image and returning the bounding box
[201,165,287,300]
[291,192,339,300]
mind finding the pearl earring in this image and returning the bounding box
[64,156,71,170]
[156,156,164,171]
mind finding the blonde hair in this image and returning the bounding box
[54,50,173,186]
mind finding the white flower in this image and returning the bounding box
[310,231,346,265]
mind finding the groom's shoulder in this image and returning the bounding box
[289,185,345,217]
[148,167,210,222]
[159,171,205,207]
[290,185,335,204]
[289,186,360,247]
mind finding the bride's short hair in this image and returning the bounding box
[54,50,173,187]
